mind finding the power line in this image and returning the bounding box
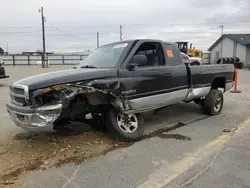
[0,24,119,29]
[0,30,40,35]
[3,28,250,38]
[2,22,250,29]
[46,21,98,41]
[0,33,121,37]
[46,21,81,41]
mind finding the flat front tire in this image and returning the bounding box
[106,109,144,141]
[203,89,224,115]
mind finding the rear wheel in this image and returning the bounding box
[106,109,144,141]
[202,89,224,115]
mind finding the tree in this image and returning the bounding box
[0,47,4,55]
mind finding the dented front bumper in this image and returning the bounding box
[6,102,62,132]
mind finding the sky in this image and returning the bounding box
[0,0,250,53]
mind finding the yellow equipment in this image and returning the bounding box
[175,42,204,60]
[187,48,203,60]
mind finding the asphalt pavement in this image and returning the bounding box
[164,120,250,188]
[0,66,250,188]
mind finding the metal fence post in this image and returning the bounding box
[80,55,83,61]
[28,55,30,65]
[62,55,65,64]
[12,55,15,66]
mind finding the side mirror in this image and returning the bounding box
[128,54,147,70]
[127,63,138,70]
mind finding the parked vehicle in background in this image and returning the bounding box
[0,60,9,79]
[181,52,204,65]
[6,39,234,141]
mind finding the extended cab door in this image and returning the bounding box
[118,41,174,111]
[163,43,188,97]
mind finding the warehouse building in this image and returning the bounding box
[208,34,250,66]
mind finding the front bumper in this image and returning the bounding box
[6,102,62,132]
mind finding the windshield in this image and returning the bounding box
[79,42,129,68]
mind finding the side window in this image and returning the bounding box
[164,44,181,66]
[134,42,165,67]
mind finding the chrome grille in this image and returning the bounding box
[9,84,29,106]
[13,87,25,95]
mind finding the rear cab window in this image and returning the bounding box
[164,43,182,66]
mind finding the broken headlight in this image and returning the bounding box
[33,84,76,107]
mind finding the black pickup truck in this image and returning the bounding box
[6,39,234,141]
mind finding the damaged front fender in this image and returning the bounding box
[31,80,133,115]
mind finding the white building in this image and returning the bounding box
[208,34,250,66]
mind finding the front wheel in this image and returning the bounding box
[106,109,144,141]
[202,89,224,115]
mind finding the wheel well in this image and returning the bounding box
[211,77,226,89]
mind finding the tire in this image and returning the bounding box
[222,57,227,64]
[216,58,222,64]
[230,57,235,64]
[106,109,144,141]
[202,89,224,115]
[226,57,231,64]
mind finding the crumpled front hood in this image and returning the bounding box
[14,68,118,91]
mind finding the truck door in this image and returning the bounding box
[118,41,173,111]
[163,43,188,100]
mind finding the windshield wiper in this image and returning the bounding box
[80,65,97,68]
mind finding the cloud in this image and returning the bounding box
[0,0,250,52]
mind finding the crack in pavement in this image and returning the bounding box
[57,171,80,188]
[181,145,221,188]
[60,165,81,188]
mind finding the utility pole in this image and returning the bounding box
[6,43,8,55]
[97,32,99,48]
[219,25,224,58]
[39,7,46,68]
[219,25,224,35]
[120,25,123,41]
